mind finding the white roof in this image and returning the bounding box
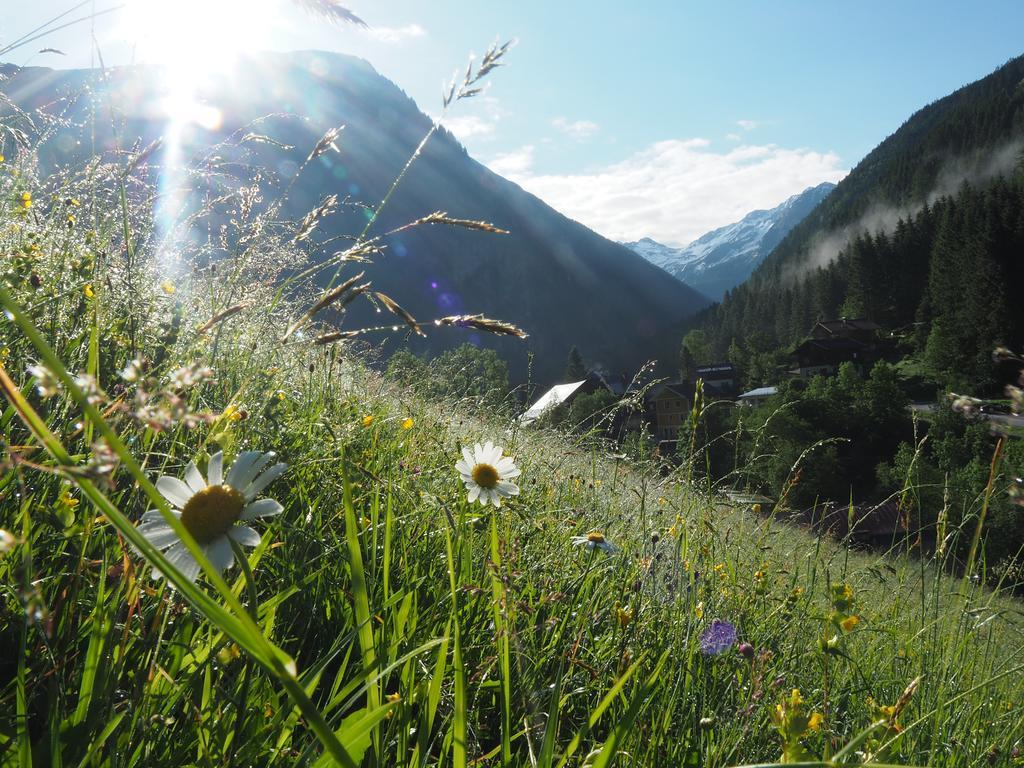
[520,380,587,425]
[738,386,778,399]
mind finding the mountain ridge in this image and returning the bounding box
[624,182,835,300]
[0,50,711,384]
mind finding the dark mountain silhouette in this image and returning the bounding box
[0,51,709,384]
[697,53,1024,388]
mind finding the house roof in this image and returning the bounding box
[696,363,737,380]
[650,381,694,401]
[794,337,868,354]
[738,386,778,400]
[813,318,881,336]
[520,380,587,425]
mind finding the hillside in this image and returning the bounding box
[624,182,834,300]
[0,51,709,384]
[698,53,1024,385]
[1,139,1023,765]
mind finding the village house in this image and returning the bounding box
[695,363,739,398]
[519,372,615,426]
[737,385,778,407]
[791,317,896,378]
[648,382,694,443]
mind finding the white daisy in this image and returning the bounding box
[137,451,286,582]
[571,531,618,554]
[455,440,520,507]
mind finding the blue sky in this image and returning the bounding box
[8,1,1024,245]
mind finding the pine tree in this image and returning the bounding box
[565,346,586,381]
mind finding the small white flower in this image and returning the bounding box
[571,531,618,554]
[137,451,286,582]
[27,363,61,398]
[455,441,520,507]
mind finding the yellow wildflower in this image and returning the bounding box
[841,615,860,632]
[19,191,31,209]
[616,606,633,628]
[362,415,374,427]
[401,417,414,430]
[160,280,176,295]
[83,284,94,299]
[807,712,823,730]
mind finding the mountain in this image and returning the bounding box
[624,183,835,300]
[698,54,1024,388]
[0,52,709,384]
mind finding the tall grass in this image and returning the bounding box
[1,44,1024,768]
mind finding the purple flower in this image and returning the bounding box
[699,619,738,656]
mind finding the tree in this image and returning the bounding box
[681,329,712,366]
[434,344,510,403]
[680,345,697,384]
[565,346,587,381]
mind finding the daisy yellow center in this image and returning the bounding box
[587,531,605,543]
[471,463,500,489]
[180,485,245,545]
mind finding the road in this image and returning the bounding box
[910,402,1024,430]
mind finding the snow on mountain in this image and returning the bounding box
[624,182,835,300]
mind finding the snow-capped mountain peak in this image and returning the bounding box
[624,182,835,300]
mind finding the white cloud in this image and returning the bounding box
[487,145,536,177]
[362,24,426,43]
[552,117,599,140]
[736,119,759,131]
[725,132,742,142]
[433,97,506,142]
[490,138,847,246]
[437,115,496,140]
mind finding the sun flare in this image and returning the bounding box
[120,0,282,88]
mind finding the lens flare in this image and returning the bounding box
[118,0,283,271]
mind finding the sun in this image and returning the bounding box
[119,0,283,89]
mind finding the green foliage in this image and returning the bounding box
[4,52,1024,768]
[697,54,1024,393]
[729,363,911,507]
[682,329,713,366]
[565,345,587,380]
[385,343,511,407]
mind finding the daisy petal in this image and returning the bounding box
[227,525,262,547]
[241,498,283,520]
[226,451,272,491]
[490,491,502,508]
[156,476,194,508]
[208,451,224,487]
[501,466,521,480]
[142,508,181,523]
[455,459,471,475]
[468,485,481,503]
[162,541,201,582]
[184,462,207,494]
[243,462,287,501]
[462,446,474,466]
[206,537,235,574]
[496,481,519,497]
[495,457,517,472]
[137,522,179,550]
